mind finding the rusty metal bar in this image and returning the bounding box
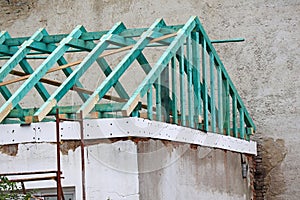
[0,171,59,176]
[56,108,62,200]
[79,111,86,200]
[5,176,58,183]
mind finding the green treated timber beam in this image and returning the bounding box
[186,34,194,127]
[179,45,186,126]
[2,25,183,47]
[211,38,245,43]
[56,57,89,101]
[96,57,130,99]
[0,25,87,123]
[147,31,174,45]
[7,103,126,118]
[78,18,166,118]
[191,31,201,124]
[67,38,96,51]
[202,37,209,131]
[32,22,127,122]
[121,16,197,116]
[171,56,178,124]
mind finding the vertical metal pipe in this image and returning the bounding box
[55,108,62,200]
[79,111,86,200]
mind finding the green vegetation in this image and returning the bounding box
[0,176,31,200]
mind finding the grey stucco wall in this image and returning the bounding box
[0,139,253,200]
[0,0,299,199]
[137,139,252,200]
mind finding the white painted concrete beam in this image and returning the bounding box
[0,117,256,155]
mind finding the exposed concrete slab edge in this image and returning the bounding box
[0,117,257,155]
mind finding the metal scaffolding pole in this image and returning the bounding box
[55,108,62,200]
[79,111,86,200]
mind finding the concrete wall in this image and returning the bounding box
[0,139,253,199]
[137,140,252,200]
[0,0,299,199]
[0,140,140,200]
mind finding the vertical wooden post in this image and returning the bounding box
[239,107,245,139]
[210,52,216,132]
[161,64,170,123]
[171,56,178,124]
[217,66,223,134]
[192,32,201,129]
[147,86,153,120]
[223,79,230,135]
[179,45,186,126]
[232,92,237,137]
[202,37,208,131]
[187,34,194,128]
[156,76,162,121]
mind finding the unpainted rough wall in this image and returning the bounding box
[0,0,299,199]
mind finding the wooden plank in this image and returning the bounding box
[171,56,178,124]
[147,86,153,120]
[161,64,170,122]
[210,52,216,132]
[239,107,245,139]
[217,65,223,134]
[232,92,237,137]
[223,79,230,136]
[187,34,194,128]
[191,32,201,129]
[156,76,162,121]
[202,37,209,131]
[179,45,186,126]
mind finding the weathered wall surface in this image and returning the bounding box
[0,139,253,199]
[137,139,253,200]
[0,0,299,199]
[0,140,140,200]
